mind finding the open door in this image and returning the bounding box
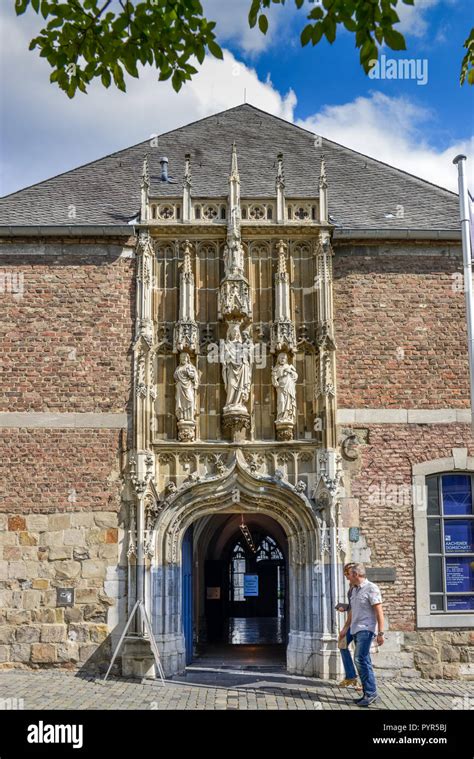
[181,525,193,664]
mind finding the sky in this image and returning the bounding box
[0,0,473,197]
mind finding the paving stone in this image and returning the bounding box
[0,669,472,711]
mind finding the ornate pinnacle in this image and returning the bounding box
[183,240,193,275]
[230,142,240,181]
[319,156,327,190]
[141,155,149,188]
[276,152,285,186]
[276,240,288,275]
[184,153,191,184]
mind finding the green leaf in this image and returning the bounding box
[301,24,312,47]
[208,39,223,59]
[248,0,261,28]
[159,68,173,81]
[31,0,40,12]
[47,17,63,29]
[172,70,182,92]
[343,18,358,33]
[324,16,337,44]
[312,24,324,45]
[15,0,30,16]
[383,28,407,51]
[258,14,269,34]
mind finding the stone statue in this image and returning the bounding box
[272,352,298,424]
[224,238,244,276]
[174,353,199,421]
[222,323,252,411]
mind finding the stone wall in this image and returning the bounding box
[0,240,132,673]
[373,630,474,681]
[0,510,126,673]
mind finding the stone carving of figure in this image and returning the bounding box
[174,353,199,421]
[272,352,298,423]
[224,238,244,276]
[222,323,252,410]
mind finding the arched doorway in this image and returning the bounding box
[187,513,288,665]
[150,451,340,679]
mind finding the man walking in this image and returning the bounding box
[336,562,358,688]
[339,562,385,707]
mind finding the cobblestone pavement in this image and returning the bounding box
[0,668,473,710]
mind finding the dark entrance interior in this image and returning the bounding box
[181,513,288,667]
[206,530,286,645]
[195,515,287,670]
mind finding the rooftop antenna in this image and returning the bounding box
[244,88,247,103]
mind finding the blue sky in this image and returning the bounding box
[0,0,473,196]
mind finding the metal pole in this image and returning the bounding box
[453,155,474,432]
[136,495,145,634]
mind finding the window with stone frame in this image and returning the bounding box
[427,473,474,613]
[229,542,247,602]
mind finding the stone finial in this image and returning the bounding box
[276,153,285,222]
[276,240,288,277]
[319,156,327,189]
[183,153,192,221]
[183,240,193,275]
[276,153,285,186]
[184,153,191,183]
[319,156,328,223]
[141,155,149,188]
[230,142,240,181]
[140,155,150,222]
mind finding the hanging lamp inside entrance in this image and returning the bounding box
[239,515,257,553]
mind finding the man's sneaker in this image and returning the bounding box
[338,678,358,687]
[353,695,365,703]
[356,694,378,707]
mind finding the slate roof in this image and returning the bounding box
[0,103,460,232]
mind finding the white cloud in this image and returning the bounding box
[0,3,471,198]
[202,0,295,55]
[396,0,442,38]
[0,4,295,195]
[298,92,473,192]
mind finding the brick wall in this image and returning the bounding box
[0,240,132,672]
[333,242,469,408]
[0,240,134,412]
[0,429,124,513]
[348,423,474,631]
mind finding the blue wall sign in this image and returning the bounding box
[244,574,259,597]
[446,557,473,593]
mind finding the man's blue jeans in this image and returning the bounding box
[353,630,377,697]
[340,630,357,680]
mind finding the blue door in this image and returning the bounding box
[181,525,193,665]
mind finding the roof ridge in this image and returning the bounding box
[1,103,458,201]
